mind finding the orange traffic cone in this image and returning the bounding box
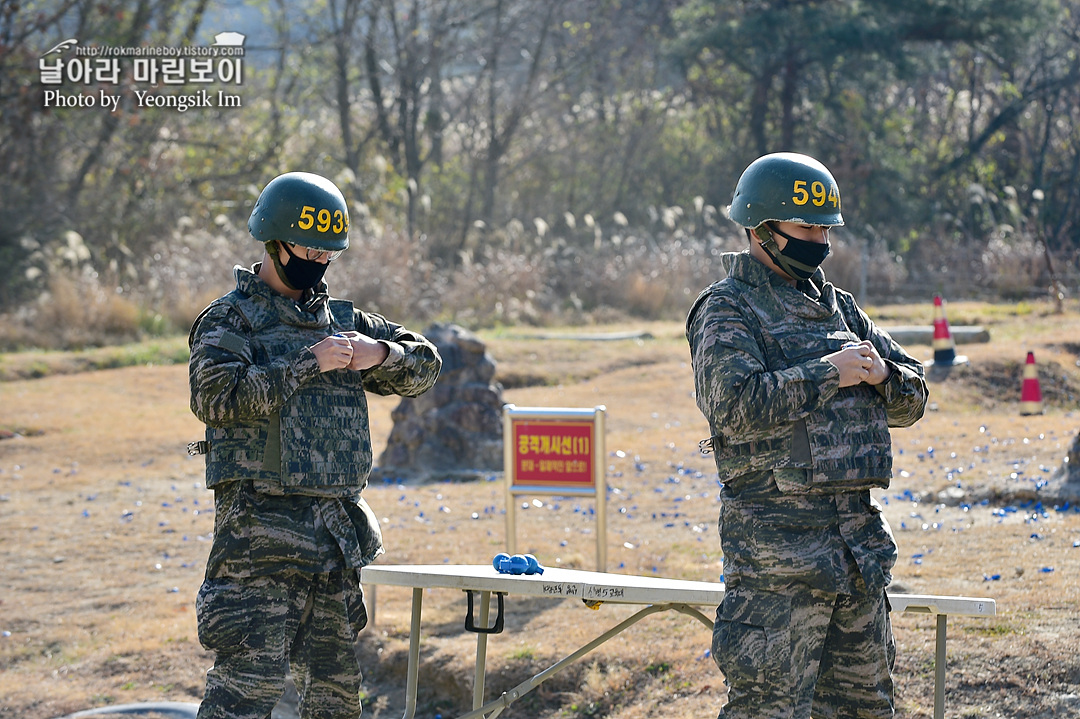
[927,295,967,366]
[1020,351,1044,415]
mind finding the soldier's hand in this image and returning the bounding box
[336,331,390,371]
[860,341,891,385]
[311,334,355,372]
[825,341,890,387]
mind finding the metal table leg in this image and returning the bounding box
[474,591,491,711]
[934,614,947,719]
[401,587,424,719]
[392,594,713,719]
[457,603,696,719]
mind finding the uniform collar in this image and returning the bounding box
[721,250,827,298]
[234,264,332,326]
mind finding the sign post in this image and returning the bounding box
[503,404,607,571]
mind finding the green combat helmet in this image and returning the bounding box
[248,171,350,252]
[728,152,844,230]
[729,153,844,280]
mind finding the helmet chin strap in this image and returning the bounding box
[266,241,301,291]
[754,223,823,280]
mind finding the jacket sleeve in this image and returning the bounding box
[355,310,442,398]
[188,303,322,426]
[686,288,841,443]
[838,293,929,428]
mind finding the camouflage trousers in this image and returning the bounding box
[196,568,368,719]
[713,583,895,719]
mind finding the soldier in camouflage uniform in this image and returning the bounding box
[686,153,928,719]
[188,172,442,719]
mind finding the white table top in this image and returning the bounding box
[361,564,726,605]
[361,564,995,617]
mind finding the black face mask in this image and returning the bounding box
[276,242,330,290]
[757,223,831,280]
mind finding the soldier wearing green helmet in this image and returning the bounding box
[729,152,845,282]
[248,171,351,293]
[686,153,928,719]
[188,171,442,719]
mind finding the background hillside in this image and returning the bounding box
[3,0,1080,351]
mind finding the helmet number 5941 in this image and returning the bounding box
[298,205,348,234]
[792,180,839,208]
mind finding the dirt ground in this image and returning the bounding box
[2,304,1079,719]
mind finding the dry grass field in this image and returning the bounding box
[2,301,1079,719]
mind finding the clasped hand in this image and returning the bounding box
[824,340,890,388]
[311,331,389,372]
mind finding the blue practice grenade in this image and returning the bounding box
[492,552,544,575]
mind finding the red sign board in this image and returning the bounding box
[503,405,607,570]
[512,420,594,486]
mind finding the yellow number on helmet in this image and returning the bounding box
[298,205,316,230]
[792,180,809,205]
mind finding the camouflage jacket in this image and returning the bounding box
[687,252,926,594]
[189,265,442,496]
[188,265,441,577]
[687,251,927,491]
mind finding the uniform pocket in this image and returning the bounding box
[774,327,859,364]
[344,569,368,636]
[857,495,899,583]
[352,497,384,566]
[712,586,792,685]
[196,578,255,653]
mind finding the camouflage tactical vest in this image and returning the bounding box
[700,277,892,492]
[198,290,375,496]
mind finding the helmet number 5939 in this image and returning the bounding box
[298,205,348,234]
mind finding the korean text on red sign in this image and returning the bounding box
[512,420,594,486]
